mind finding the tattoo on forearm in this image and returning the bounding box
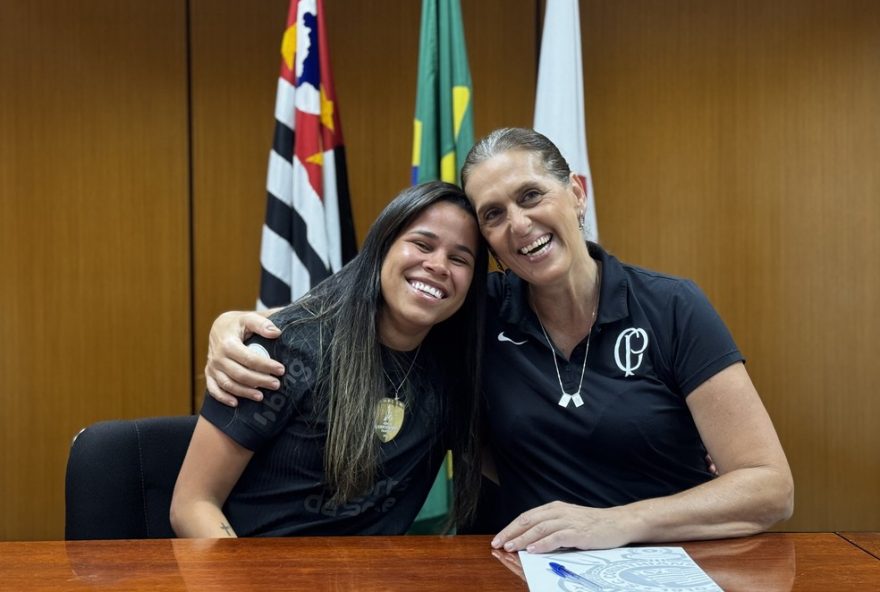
[220,522,233,536]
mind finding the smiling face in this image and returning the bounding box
[464,149,587,288]
[378,200,480,350]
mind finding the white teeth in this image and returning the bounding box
[519,235,551,255]
[410,281,445,299]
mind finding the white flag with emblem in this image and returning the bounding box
[533,0,598,242]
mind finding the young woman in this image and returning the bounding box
[170,181,487,537]
[201,129,793,553]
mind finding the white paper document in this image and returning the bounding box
[519,546,722,591]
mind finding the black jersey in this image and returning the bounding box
[201,306,447,536]
[483,243,743,524]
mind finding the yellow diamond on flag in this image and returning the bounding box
[411,119,423,168]
[452,86,470,139]
[440,151,456,184]
[306,152,324,165]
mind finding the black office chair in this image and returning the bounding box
[64,415,197,540]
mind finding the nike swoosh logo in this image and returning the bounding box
[497,332,527,345]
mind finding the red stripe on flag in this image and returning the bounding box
[316,0,343,150]
[295,112,323,199]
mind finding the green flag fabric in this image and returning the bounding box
[411,0,474,185]
[408,0,473,534]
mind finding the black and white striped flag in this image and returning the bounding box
[258,0,356,310]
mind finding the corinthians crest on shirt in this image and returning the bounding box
[613,327,649,377]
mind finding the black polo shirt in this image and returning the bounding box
[201,306,447,536]
[483,243,743,524]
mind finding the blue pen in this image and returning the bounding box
[548,561,603,591]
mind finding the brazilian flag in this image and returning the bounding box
[409,0,473,533]
[411,0,474,186]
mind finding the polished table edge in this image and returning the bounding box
[0,531,877,549]
[0,531,877,548]
[0,531,867,545]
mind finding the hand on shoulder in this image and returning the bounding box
[205,310,285,407]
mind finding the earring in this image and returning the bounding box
[578,211,585,231]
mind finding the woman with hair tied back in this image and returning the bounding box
[170,181,487,537]
[201,128,793,552]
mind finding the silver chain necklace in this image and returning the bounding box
[382,344,422,402]
[534,268,600,409]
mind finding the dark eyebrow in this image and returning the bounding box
[517,182,544,196]
[475,182,543,216]
[410,229,476,259]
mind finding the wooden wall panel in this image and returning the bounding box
[460,0,538,136]
[324,0,422,242]
[190,0,537,405]
[189,0,290,405]
[582,0,880,530]
[0,1,191,540]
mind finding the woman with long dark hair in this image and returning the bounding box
[171,181,487,537]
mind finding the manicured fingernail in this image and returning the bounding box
[526,545,535,553]
[504,542,515,551]
[491,537,500,548]
[274,365,285,375]
[265,323,280,333]
[270,380,280,389]
[254,393,264,401]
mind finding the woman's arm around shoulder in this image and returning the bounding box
[170,416,255,538]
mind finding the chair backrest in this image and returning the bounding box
[64,415,197,540]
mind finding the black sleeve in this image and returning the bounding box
[671,280,745,396]
[200,318,322,451]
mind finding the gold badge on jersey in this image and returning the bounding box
[375,398,405,443]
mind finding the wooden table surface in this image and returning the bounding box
[839,531,880,560]
[1,533,878,591]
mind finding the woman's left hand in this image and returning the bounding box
[491,501,637,553]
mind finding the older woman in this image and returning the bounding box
[203,128,793,551]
